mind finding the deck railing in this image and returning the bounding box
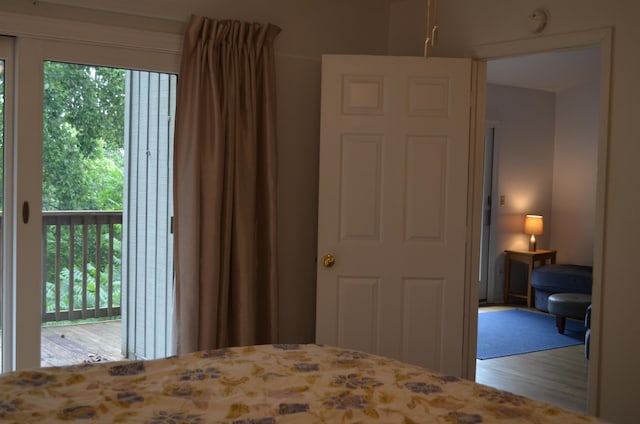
[42,211,122,323]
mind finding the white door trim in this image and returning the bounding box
[0,10,181,55]
[462,60,486,379]
[471,27,612,60]
[469,27,613,417]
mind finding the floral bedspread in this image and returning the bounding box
[0,344,603,423]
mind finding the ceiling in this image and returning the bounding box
[486,47,600,93]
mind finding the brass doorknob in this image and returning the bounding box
[322,254,336,268]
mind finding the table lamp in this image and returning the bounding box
[524,214,543,251]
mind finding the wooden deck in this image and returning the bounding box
[41,320,123,367]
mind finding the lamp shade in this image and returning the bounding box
[524,214,544,235]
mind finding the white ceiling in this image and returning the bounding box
[486,48,600,93]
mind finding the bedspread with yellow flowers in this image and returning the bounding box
[0,343,605,423]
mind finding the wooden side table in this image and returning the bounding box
[504,249,557,308]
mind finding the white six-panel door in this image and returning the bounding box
[316,55,473,376]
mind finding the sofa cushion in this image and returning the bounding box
[531,264,592,293]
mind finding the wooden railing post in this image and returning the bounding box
[41,211,122,323]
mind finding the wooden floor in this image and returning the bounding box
[0,320,123,368]
[4,309,588,414]
[41,320,123,367]
[476,306,589,413]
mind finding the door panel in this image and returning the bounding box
[336,277,378,352]
[402,278,443,367]
[340,134,382,240]
[316,55,473,376]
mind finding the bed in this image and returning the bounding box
[0,343,603,423]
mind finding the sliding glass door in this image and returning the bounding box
[40,61,177,365]
[4,35,178,370]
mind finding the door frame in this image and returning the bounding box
[0,35,16,373]
[468,27,613,416]
[479,123,500,304]
[462,60,486,378]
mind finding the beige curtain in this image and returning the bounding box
[173,15,281,354]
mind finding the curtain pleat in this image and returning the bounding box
[173,15,281,354]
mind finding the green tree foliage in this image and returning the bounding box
[42,62,125,315]
[0,61,126,318]
[0,62,125,212]
[43,61,125,211]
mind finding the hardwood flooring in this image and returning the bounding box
[3,309,589,414]
[476,306,589,413]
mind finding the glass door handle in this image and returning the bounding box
[22,201,29,224]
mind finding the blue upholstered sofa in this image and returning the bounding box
[530,264,593,312]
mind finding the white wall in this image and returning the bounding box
[0,0,392,347]
[483,80,599,302]
[389,1,640,422]
[387,0,426,56]
[551,80,599,265]
[485,84,556,301]
[16,0,392,57]
[6,0,636,420]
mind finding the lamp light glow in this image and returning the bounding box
[524,214,543,251]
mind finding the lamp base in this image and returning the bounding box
[529,235,537,252]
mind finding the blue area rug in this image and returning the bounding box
[477,309,585,360]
